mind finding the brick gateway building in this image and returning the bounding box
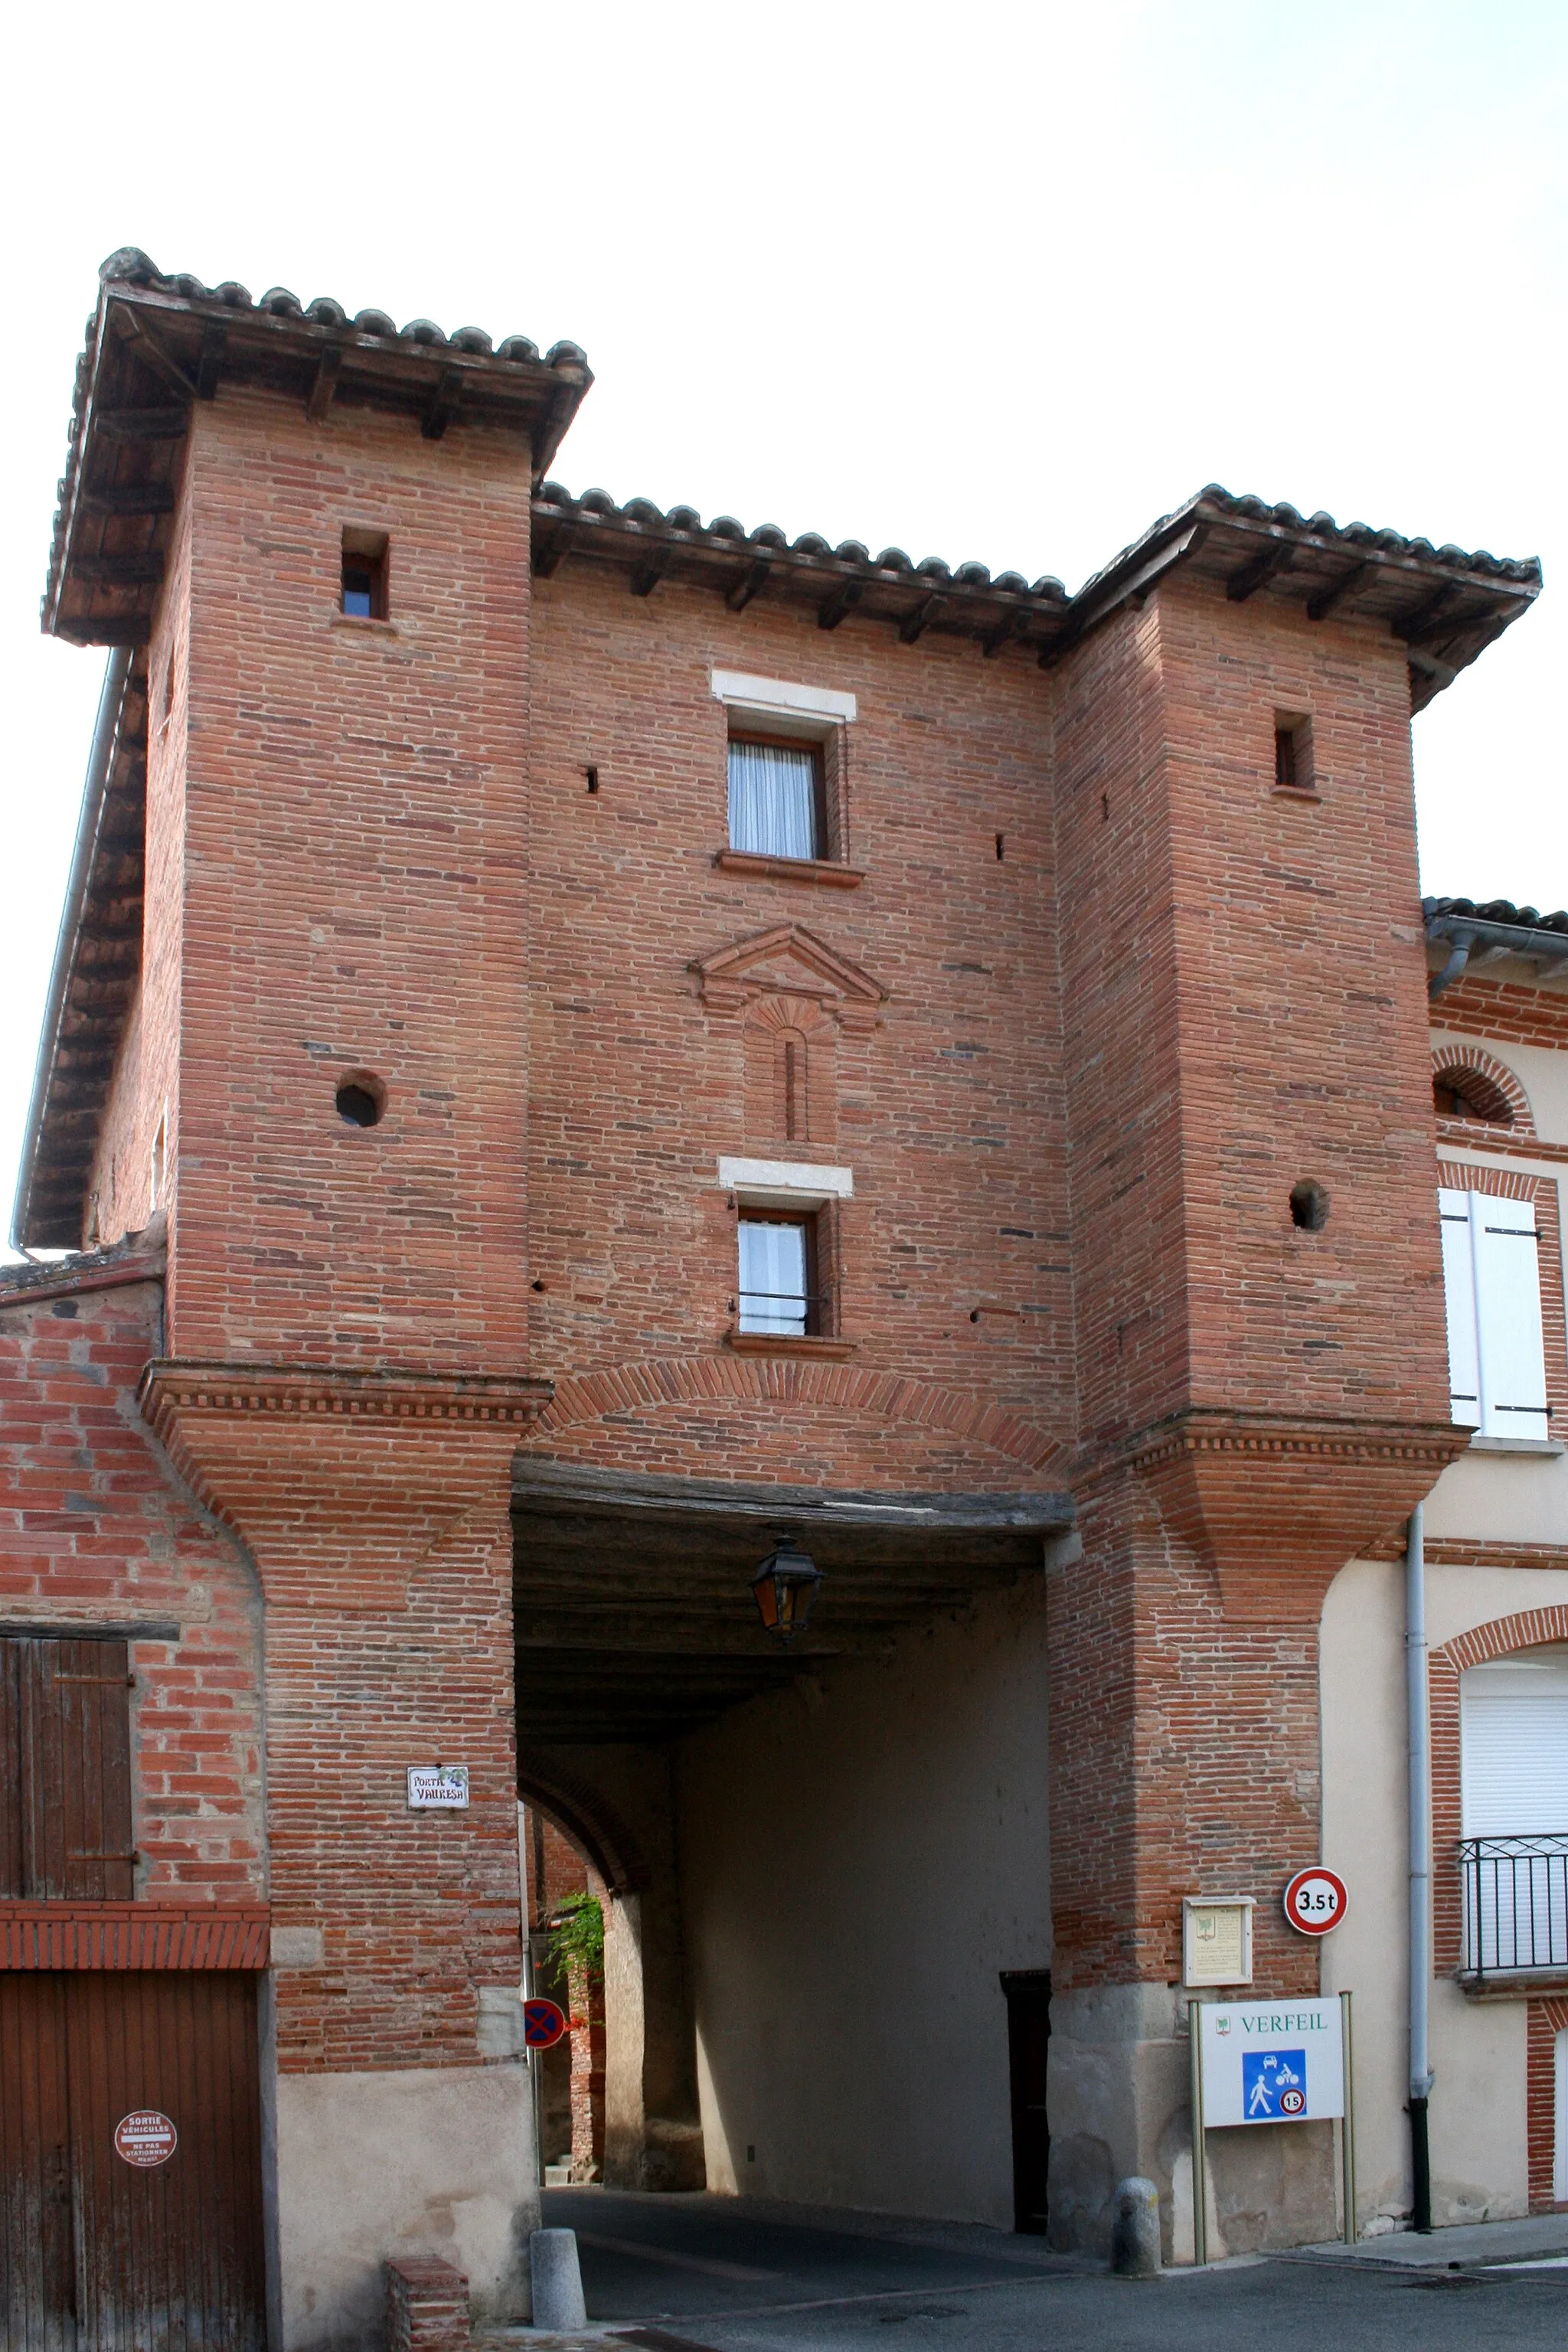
[0,247,1550,2346]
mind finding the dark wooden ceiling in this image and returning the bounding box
[511,1459,1073,1745]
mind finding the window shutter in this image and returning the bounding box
[1462,1661,1568,1835]
[1439,1187,1481,1426]
[1473,1194,1549,1438]
[2,1635,135,1900]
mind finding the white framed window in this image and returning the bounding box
[738,1211,816,1337]
[1439,1187,1548,1437]
[1461,1654,1568,1978]
[727,736,825,861]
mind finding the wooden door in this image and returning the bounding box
[1001,1969,1051,2236]
[0,1971,266,2351]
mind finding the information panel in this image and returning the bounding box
[1198,1998,1344,2126]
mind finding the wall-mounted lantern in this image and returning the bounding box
[750,1532,822,1642]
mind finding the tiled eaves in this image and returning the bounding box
[44,248,592,646]
[1426,896,1568,941]
[531,478,1542,695]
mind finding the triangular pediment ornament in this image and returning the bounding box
[692,924,887,1033]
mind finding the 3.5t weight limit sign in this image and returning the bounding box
[1282,1867,1348,1937]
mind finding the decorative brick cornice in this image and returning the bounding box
[1076,1406,1468,1494]
[0,1903,270,1970]
[138,1360,553,1438]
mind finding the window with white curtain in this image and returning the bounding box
[727,737,824,861]
[737,1213,815,1335]
[1439,1186,1549,1437]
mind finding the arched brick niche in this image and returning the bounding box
[516,1749,651,1897]
[1432,1043,1535,1136]
[743,994,837,1152]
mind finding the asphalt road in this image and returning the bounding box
[539,2187,1568,2350]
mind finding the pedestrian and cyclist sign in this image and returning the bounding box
[1197,1999,1345,2125]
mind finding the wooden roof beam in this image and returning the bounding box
[81,483,177,518]
[817,580,862,632]
[420,366,464,442]
[306,343,341,423]
[1226,539,1294,602]
[724,558,771,613]
[1306,560,1373,621]
[631,541,675,598]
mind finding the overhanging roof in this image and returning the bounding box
[43,248,593,648]
[531,481,1540,704]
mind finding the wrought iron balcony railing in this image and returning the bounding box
[1460,1834,1568,1978]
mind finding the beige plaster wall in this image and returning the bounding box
[272,2062,537,2350]
[1321,1557,1568,2233]
[678,1574,1050,2226]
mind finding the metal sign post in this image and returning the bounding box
[1189,1997,1208,2266]
[1340,1989,1357,2245]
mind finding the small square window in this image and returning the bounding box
[341,528,389,619]
[728,735,826,861]
[738,1211,819,1336]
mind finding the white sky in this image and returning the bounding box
[2,0,1564,1256]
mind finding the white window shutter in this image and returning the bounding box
[1473,1193,1549,1438]
[1439,1187,1481,1427]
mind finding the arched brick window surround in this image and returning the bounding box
[1432,1043,1535,1137]
[1432,1604,1568,2210]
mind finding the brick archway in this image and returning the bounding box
[528,1354,1063,1475]
[515,1749,651,1897]
[1432,1042,1535,1135]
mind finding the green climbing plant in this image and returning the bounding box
[544,1887,604,1978]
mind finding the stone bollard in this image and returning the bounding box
[1110,2176,1161,2277]
[530,2228,588,2331]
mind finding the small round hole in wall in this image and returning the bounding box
[1290,1178,1329,1233]
[335,1073,386,1129]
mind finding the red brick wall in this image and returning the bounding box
[522,560,1070,1436]
[165,390,535,1372]
[91,483,191,1257]
[0,1265,265,1901]
[1527,1997,1568,2211]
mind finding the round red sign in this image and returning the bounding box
[522,1998,568,2050]
[1282,1867,1348,1937]
[114,2110,178,2168]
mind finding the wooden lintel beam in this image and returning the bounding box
[725,559,771,613]
[74,553,167,588]
[195,322,227,401]
[420,367,464,442]
[899,593,944,645]
[1305,561,1372,622]
[56,616,154,647]
[532,523,576,579]
[1225,540,1295,602]
[818,580,862,632]
[114,312,198,401]
[631,543,675,598]
[82,483,177,518]
[96,407,189,443]
[307,344,343,423]
[1393,580,1465,644]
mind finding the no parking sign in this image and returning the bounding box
[522,1998,567,2050]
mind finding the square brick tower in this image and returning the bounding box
[5,245,1542,2341]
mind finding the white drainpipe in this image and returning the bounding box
[1406,1504,1433,2230]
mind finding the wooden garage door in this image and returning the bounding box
[0,1971,265,2352]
